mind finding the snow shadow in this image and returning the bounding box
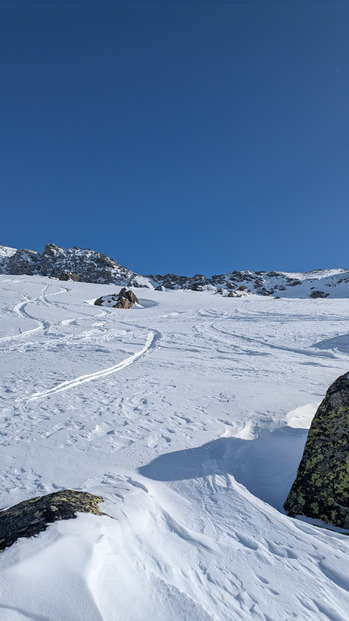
[136,299,159,309]
[312,333,349,354]
[139,426,308,512]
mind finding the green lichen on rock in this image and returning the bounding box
[0,489,106,552]
[284,372,349,529]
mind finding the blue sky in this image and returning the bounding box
[1,0,348,275]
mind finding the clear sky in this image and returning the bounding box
[1,0,348,276]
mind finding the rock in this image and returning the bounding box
[94,288,139,309]
[7,249,41,275]
[0,490,106,552]
[59,272,80,282]
[289,279,302,287]
[155,285,165,291]
[310,290,329,299]
[284,372,349,529]
[116,288,138,308]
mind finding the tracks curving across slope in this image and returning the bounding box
[29,329,161,400]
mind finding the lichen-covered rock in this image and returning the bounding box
[284,372,349,528]
[0,490,106,552]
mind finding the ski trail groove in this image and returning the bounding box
[29,330,159,400]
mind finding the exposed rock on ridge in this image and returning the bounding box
[1,243,349,297]
[41,243,138,285]
[284,372,349,529]
[0,243,144,287]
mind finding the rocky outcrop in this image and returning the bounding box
[116,288,139,308]
[7,249,42,275]
[0,490,106,552]
[284,372,349,529]
[0,243,145,286]
[94,288,139,309]
[41,243,137,285]
[2,243,349,298]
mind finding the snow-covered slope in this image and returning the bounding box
[1,243,349,296]
[0,275,348,620]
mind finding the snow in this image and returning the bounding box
[0,275,348,620]
[0,246,17,259]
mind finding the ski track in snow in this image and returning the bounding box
[29,329,160,400]
[0,276,349,621]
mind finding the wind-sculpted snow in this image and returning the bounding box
[0,275,349,620]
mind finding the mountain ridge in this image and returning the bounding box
[1,242,349,298]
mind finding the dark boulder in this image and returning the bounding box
[310,290,329,299]
[284,372,349,529]
[0,490,106,552]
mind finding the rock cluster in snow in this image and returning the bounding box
[94,288,139,309]
[284,372,349,529]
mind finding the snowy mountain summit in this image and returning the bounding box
[1,242,349,297]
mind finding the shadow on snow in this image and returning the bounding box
[139,426,308,512]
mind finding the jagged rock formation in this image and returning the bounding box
[41,244,139,285]
[149,268,349,297]
[1,243,349,297]
[94,288,139,309]
[0,490,106,552]
[0,243,145,287]
[284,372,349,529]
[8,248,42,275]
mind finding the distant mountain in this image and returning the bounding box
[1,243,349,298]
[0,243,149,288]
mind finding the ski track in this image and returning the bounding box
[29,329,160,400]
[0,282,69,344]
